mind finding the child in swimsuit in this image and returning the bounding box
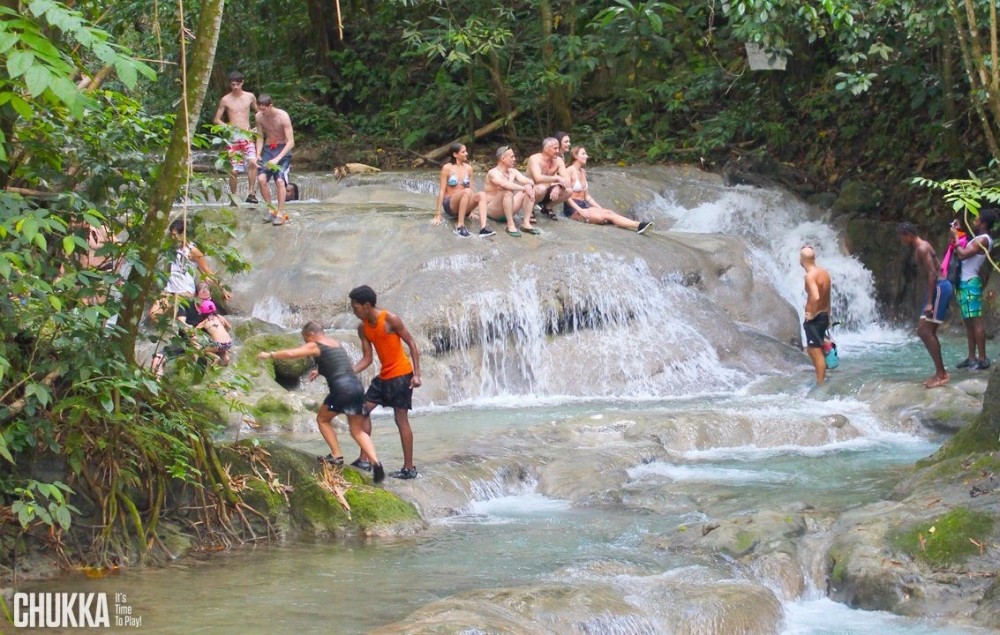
[195,300,234,365]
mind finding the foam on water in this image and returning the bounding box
[628,463,799,484]
[783,597,991,634]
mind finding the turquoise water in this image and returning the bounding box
[18,336,992,634]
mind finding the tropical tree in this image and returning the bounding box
[1,0,247,570]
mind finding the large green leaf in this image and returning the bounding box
[7,50,35,78]
[25,64,51,97]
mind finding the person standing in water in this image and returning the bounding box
[349,285,422,480]
[258,321,385,483]
[213,71,259,204]
[898,222,953,388]
[800,246,832,385]
[254,94,295,226]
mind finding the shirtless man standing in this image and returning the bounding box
[527,137,571,221]
[485,146,538,236]
[800,246,832,385]
[898,223,954,388]
[213,71,259,204]
[254,94,295,226]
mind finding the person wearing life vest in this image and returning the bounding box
[349,285,423,480]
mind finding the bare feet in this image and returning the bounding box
[923,374,950,389]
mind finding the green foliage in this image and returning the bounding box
[891,507,994,568]
[0,0,257,569]
[0,1,153,161]
[8,480,78,530]
[912,170,1000,217]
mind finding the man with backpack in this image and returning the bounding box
[952,208,997,371]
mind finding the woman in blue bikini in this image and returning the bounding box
[432,143,495,238]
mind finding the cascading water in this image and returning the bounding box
[639,186,880,331]
[427,251,751,400]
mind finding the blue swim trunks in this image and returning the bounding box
[261,144,291,184]
[921,279,953,324]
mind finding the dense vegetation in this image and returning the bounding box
[1,0,999,574]
[115,0,1000,214]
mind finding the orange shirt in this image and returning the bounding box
[362,310,413,379]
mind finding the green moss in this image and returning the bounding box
[242,477,287,517]
[234,333,304,378]
[734,530,757,555]
[891,507,995,568]
[344,486,420,530]
[218,440,421,536]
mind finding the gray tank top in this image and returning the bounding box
[316,342,354,391]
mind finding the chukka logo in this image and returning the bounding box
[13,592,110,628]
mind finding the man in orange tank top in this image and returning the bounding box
[349,285,423,479]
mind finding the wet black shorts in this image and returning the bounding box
[324,375,365,415]
[364,373,413,410]
[803,312,830,348]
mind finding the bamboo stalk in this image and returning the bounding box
[334,0,343,41]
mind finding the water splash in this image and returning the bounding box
[640,187,880,331]
[251,296,298,328]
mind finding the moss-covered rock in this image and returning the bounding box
[890,507,995,568]
[218,441,424,538]
[233,317,285,342]
[253,394,297,428]
[236,333,312,383]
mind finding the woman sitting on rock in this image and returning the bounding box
[564,146,653,234]
[432,143,495,238]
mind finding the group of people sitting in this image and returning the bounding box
[433,133,654,238]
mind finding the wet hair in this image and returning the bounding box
[570,146,586,162]
[553,131,570,147]
[979,208,997,233]
[897,222,917,237]
[495,145,512,160]
[168,219,186,236]
[541,137,558,150]
[447,143,464,164]
[258,93,273,107]
[228,71,244,83]
[301,321,324,337]
[349,285,377,307]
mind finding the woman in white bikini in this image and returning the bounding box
[564,146,653,234]
[432,143,495,238]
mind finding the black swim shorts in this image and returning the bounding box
[324,375,365,415]
[803,312,830,348]
[364,373,413,410]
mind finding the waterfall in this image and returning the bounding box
[638,186,881,331]
[429,252,753,400]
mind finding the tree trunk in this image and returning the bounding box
[948,0,1000,163]
[422,110,522,162]
[940,43,962,157]
[117,0,226,362]
[486,51,518,142]
[538,0,572,132]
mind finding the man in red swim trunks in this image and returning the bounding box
[213,71,259,204]
[349,285,423,479]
